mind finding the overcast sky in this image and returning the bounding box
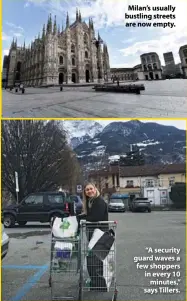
[98,120,186,130]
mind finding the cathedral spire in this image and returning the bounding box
[105,44,108,54]
[58,25,60,35]
[42,24,45,40]
[11,37,14,48]
[23,39,25,49]
[53,15,57,34]
[47,13,52,33]
[66,12,69,28]
[61,22,64,32]
[79,10,82,22]
[98,31,101,41]
[76,7,79,21]
[91,18,94,30]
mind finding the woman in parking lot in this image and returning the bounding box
[77,183,109,291]
[77,182,108,239]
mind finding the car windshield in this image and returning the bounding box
[109,199,124,204]
[134,200,149,203]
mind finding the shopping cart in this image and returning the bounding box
[49,220,118,301]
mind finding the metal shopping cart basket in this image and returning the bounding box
[49,220,118,301]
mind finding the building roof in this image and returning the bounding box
[89,163,186,178]
[159,164,186,175]
[179,45,187,50]
[102,187,117,194]
[110,67,133,72]
[140,52,158,57]
[133,64,142,69]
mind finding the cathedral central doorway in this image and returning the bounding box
[59,73,64,84]
[72,73,76,83]
[149,72,154,80]
[85,70,90,83]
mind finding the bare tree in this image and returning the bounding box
[2,120,82,202]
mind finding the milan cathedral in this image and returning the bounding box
[7,10,110,86]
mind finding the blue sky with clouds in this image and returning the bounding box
[3,0,187,68]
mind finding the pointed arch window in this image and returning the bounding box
[71,44,75,53]
[84,33,88,44]
[85,51,88,58]
[59,56,63,64]
[72,57,75,66]
[17,62,22,72]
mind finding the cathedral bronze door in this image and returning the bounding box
[85,70,90,83]
[59,73,64,84]
[72,73,76,83]
[149,72,154,80]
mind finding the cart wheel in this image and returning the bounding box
[49,277,51,287]
[112,290,118,301]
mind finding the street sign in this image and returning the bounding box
[77,185,82,193]
[15,171,19,192]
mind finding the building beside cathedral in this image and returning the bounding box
[6,10,110,87]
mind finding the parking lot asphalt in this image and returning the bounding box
[2,211,186,301]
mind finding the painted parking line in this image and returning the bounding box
[10,264,49,301]
[2,265,44,270]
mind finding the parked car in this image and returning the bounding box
[70,195,83,214]
[129,198,151,212]
[108,198,126,212]
[2,191,75,228]
[2,224,9,259]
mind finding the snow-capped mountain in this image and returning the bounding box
[73,121,186,167]
[62,120,104,148]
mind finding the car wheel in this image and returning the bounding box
[17,221,27,226]
[4,214,16,228]
[148,209,151,213]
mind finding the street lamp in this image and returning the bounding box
[92,37,103,83]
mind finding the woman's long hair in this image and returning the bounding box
[82,182,100,214]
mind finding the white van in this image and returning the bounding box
[2,224,9,259]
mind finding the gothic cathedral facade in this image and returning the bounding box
[7,10,110,87]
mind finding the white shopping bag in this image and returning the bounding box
[102,243,115,291]
[52,216,78,238]
[88,228,104,250]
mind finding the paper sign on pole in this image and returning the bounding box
[15,171,19,192]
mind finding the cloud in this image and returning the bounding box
[2,32,12,41]
[111,59,140,68]
[6,22,24,32]
[119,30,187,64]
[24,0,187,30]
[3,49,9,56]
[123,37,136,44]
[13,32,24,38]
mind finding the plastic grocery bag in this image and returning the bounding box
[102,243,115,291]
[54,241,73,259]
[87,228,115,291]
[52,216,78,238]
